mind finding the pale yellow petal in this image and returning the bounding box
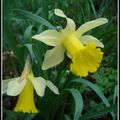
[32,30,62,46]
[62,18,76,34]
[30,77,46,97]
[54,9,66,18]
[54,9,76,33]
[76,18,108,37]
[2,77,19,94]
[42,45,65,70]
[46,81,59,94]
[7,78,26,96]
[80,35,104,48]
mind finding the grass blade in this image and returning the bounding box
[80,105,116,120]
[23,25,33,42]
[24,44,36,62]
[14,9,55,29]
[67,88,84,120]
[70,78,115,119]
[89,0,97,18]
[64,114,72,120]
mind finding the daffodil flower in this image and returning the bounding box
[32,9,108,77]
[4,57,59,113]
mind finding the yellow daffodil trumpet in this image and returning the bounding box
[14,71,38,113]
[32,9,108,77]
[6,56,59,113]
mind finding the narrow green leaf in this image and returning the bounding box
[98,27,117,39]
[66,88,84,120]
[48,91,68,120]
[70,78,115,119]
[104,36,117,51]
[14,9,55,29]
[80,105,116,120]
[64,114,72,120]
[89,0,97,18]
[24,44,36,62]
[37,25,44,33]
[23,25,33,42]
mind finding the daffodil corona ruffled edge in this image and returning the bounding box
[61,34,103,77]
[32,9,108,77]
[14,73,38,113]
[70,42,103,76]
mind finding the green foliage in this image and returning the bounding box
[92,67,117,91]
[3,109,36,120]
[70,78,116,119]
[3,0,117,120]
[14,9,55,29]
[66,88,84,120]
